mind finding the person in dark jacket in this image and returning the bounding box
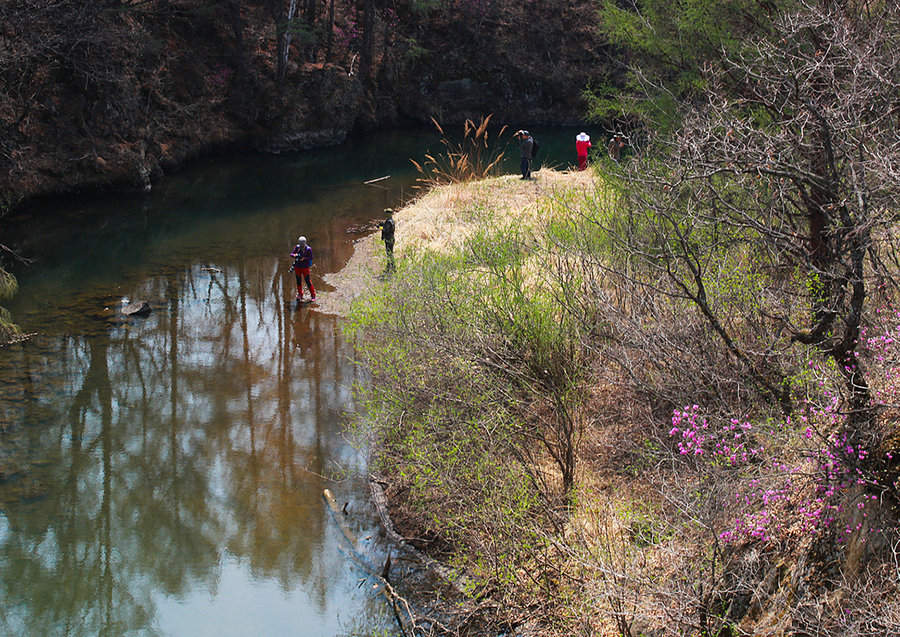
[290,235,316,301]
[377,208,396,271]
[516,130,534,179]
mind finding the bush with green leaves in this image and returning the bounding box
[352,216,586,595]
[593,0,784,132]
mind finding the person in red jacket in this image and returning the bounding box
[576,132,592,171]
[290,236,316,302]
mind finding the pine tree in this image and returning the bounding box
[593,0,784,131]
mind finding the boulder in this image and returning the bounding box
[122,300,152,317]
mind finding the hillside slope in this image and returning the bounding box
[0,0,610,211]
[349,166,900,635]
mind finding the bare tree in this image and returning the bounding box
[592,1,900,462]
[324,0,336,62]
[359,0,375,79]
[270,0,300,87]
[302,0,318,61]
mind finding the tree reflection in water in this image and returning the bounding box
[0,258,380,636]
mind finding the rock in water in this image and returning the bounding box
[122,301,152,317]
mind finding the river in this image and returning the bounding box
[0,125,602,636]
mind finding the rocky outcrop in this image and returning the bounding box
[0,0,610,213]
[261,65,365,152]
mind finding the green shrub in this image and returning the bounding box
[352,219,587,592]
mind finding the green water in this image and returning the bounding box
[0,125,602,636]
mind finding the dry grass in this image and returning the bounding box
[399,169,594,254]
[411,115,509,185]
[318,168,595,316]
[343,162,900,635]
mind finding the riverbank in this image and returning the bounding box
[317,168,594,317]
[328,167,599,634]
[0,0,608,212]
[344,164,900,635]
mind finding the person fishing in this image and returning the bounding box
[289,235,316,302]
[608,131,626,162]
[516,130,534,180]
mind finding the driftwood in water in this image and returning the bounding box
[368,475,476,597]
[322,488,418,636]
[0,332,36,347]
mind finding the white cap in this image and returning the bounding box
[577,132,590,141]
[298,236,307,243]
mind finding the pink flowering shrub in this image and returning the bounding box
[861,305,900,405]
[670,305,900,545]
[719,426,881,543]
[205,63,233,90]
[669,405,762,466]
[379,6,399,29]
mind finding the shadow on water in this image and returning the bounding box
[0,125,603,636]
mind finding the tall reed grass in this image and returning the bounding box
[411,115,508,185]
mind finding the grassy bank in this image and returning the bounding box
[349,168,900,636]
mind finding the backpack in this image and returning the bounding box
[531,137,540,159]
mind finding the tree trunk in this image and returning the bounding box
[304,0,318,61]
[281,0,300,85]
[272,0,299,88]
[379,1,393,76]
[304,0,317,23]
[324,0,335,62]
[230,0,244,78]
[360,0,375,80]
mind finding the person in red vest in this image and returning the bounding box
[290,236,316,302]
[576,132,592,171]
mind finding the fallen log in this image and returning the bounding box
[323,488,419,636]
[367,476,477,598]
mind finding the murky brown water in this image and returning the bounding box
[0,130,433,636]
[0,125,590,636]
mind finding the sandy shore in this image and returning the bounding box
[314,230,385,316]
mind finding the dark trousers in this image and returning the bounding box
[384,239,395,270]
[520,157,531,179]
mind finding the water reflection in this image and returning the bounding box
[0,125,595,635]
[0,259,382,636]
